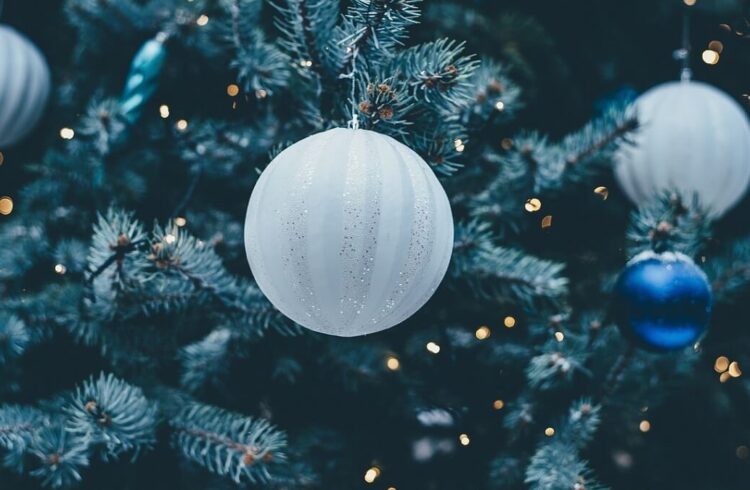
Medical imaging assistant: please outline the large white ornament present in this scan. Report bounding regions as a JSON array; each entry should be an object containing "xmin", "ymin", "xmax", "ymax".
[
  {"xmin": 0, "ymin": 25, "xmax": 51, "ymax": 148},
  {"xmin": 615, "ymin": 80, "xmax": 750, "ymax": 217},
  {"xmin": 244, "ymin": 128, "xmax": 454, "ymax": 337}
]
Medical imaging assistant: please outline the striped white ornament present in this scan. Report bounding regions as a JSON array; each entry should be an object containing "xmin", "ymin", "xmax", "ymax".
[
  {"xmin": 615, "ymin": 81, "xmax": 750, "ymax": 218},
  {"xmin": 0, "ymin": 25, "xmax": 51, "ymax": 148},
  {"xmin": 244, "ymin": 128, "xmax": 454, "ymax": 337}
]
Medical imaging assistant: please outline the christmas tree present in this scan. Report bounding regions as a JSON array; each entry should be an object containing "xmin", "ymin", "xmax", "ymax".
[{"xmin": 1, "ymin": 0, "xmax": 750, "ymax": 488}]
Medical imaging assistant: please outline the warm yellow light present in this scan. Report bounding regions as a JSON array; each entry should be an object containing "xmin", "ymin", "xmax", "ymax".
[
  {"xmin": 541, "ymin": 215, "xmax": 552, "ymax": 229},
  {"xmin": 426, "ymin": 341, "xmax": 441, "ymax": 354},
  {"xmin": 159, "ymin": 105, "xmax": 170, "ymax": 118},
  {"xmin": 299, "ymin": 60, "xmax": 313, "ymax": 68},
  {"xmin": 554, "ymin": 331, "xmax": 564, "ymax": 342},
  {"xmin": 255, "ymin": 89, "xmax": 268, "ymax": 99},
  {"xmin": 501, "ymin": 138, "xmax": 513, "ymax": 150},
  {"xmin": 54, "ymin": 264, "xmax": 67, "ymax": 275},
  {"xmin": 493, "ymin": 399, "xmax": 505, "ymax": 410},
  {"xmin": 715, "ymin": 356, "xmax": 730, "ymax": 373},
  {"xmin": 60, "ymin": 127, "xmax": 75, "ymax": 140},
  {"xmin": 708, "ymin": 40, "xmax": 724, "ymax": 54},
  {"xmin": 639, "ymin": 420, "xmax": 651, "ymax": 433},
  {"xmin": 728, "ymin": 361, "xmax": 742, "ymax": 378},
  {"xmin": 683, "ymin": 0, "xmax": 696, "ymax": 5},
  {"xmin": 524, "ymin": 198, "xmax": 542, "ymax": 212},
  {"xmin": 720, "ymin": 371, "xmax": 731, "ymax": 383},
  {"xmin": 386, "ymin": 356, "xmax": 400, "ymax": 371},
  {"xmin": 495, "ymin": 100, "xmax": 505, "ymax": 111},
  {"xmin": 227, "ymin": 84, "xmax": 240, "ymax": 97},
  {"xmin": 0, "ymin": 196, "xmax": 14, "ymax": 216},
  {"xmin": 594, "ymin": 186, "xmax": 609, "ymax": 200},
  {"xmin": 702, "ymin": 49, "xmax": 720, "ymax": 65},
  {"xmin": 454, "ymin": 138, "xmax": 465, "ymax": 152},
  {"xmin": 196, "ymin": 14, "xmax": 209, "ymax": 26},
  {"xmin": 475, "ymin": 326, "xmax": 491, "ymax": 340},
  {"xmin": 503, "ymin": 316, "xmax": 516, "ymax": 328},
  {"xmin": 544, "ymin": 427, "xmax": 555, "ymax": 437},
  {"xmin": 387, "ymin": 487, "xmax": 397, "ymax": 490},
  {"xmin": 364, "ymin": 467, "xmax": 380, "ymax": 483},
  {"xmin": 459, "ymin": 433, "xmax": 471, "ymax": 446},
  {"xmin": 165, "ymin": 234, "xmax": 177, "ymax": 244},
  {"xmin": 176, "ymin": 119, "xmax": 189, "ymax": 131},
  {"xmin": 174, "ymin": 217, "xmax": 187, "ymax": 227},
  {"xmin": 0, "ymin": 152, "xmax": 4, "ymax": 166}
]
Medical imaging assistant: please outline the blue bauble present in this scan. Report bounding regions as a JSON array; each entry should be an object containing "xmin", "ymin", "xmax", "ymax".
[
  {"xmin": 120, "ymin": 35, "xmax": 168, "ymax": 124},
  {"xmin": 613, "ymin": 251, "xmax": 712, "ymax": 351}
]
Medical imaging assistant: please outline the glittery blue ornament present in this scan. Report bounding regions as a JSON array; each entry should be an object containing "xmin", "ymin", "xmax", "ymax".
[
  {"xmin": 613, "ymin": 251, "xmax": 712, "ymax": 351},
  {"xmin": 120, "ymin": 33, "xmax": 168, "ymax": 124}
]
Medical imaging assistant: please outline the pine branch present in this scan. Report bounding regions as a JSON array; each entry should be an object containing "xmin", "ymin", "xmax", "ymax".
[
  {"xmin": 171, "ymin": 402, "xmax": 288, "ymax": 485},
  {"xmin": 65, "ymin": 373, "xmax": 158, "ymax": 461},
  {"xmin": 626, "ymin": 193, "xmax": 711, "ymax": 258}
]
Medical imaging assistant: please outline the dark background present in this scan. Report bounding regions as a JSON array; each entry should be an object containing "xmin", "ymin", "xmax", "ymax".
[{"xmin": 2, "ymin": 1, "xmax": 750, "ymax": 489}]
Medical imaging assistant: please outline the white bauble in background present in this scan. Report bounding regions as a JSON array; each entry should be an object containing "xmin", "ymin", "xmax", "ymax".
[
  {"xmin": 615, "ymin": 80, "xmax": 750, "ymax": 217},
  {"xmin": 244, "ymin": 128, "xmax": 454, "ymax": 337},
  {"xmin": 0, "ymin": 25, "xmax": 51, "ymax": 148}
]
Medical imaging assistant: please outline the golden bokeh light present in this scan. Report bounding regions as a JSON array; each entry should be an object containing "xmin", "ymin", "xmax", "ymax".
[
  {"xmin": 525, "ymin": 198, "xmax": 542, "ymax": 213},
  {"xmin": 0, "ymin": 196, "xmax": 14, "ymax": 216},
  {"xmin": 475, "ymin": 326, "xmax": 491, "ymax": 340}
]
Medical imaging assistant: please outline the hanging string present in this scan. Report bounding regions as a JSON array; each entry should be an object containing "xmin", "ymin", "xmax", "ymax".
[
  {"xmin": 339, "ymin": 45, "xmax": 360, "ymax": 130},
  {"xmin": 673, "ymin": 6, "xmax": 693, "ymax": 81}
]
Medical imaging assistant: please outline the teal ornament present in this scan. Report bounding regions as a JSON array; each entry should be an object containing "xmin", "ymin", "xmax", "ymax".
[
  {"xmin": 613, "ymin": 251, "xmax": 712, "ymax": 351},
  {"xmin": 120, "ymin": 33, "xmax": 168, "ymax": 124}
]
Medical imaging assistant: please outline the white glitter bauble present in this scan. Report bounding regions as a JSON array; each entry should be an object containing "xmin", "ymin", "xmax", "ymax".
[
  {"xmin": 0, "ymin": 25, "xmax": 51, "ymax": 148},
  {"xmin": 615, "ymin": 80, "xmax": 750, "ymax": 217},
  {"xmin": 244, "ymin": 128, "xmax": 454, "ymax": 337}
]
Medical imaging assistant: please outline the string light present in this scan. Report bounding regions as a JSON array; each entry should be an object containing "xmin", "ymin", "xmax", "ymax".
[
  {"xmin": 524, "ymin": 198, "xmax": 542, "ymax": 212},
  {"xmin": 255, "ymin": 89, "xmax": 268, "ymax": 99},
  {"xmin": 594, "ymin": 186, "xmax": 609, "ymax": 200},
  {"xmin": 708, "ymin": 40, "xmax": 724, "ymax": 53},
  {"xmin": 541, "ymin": 215, "xmax": 553, "ymax": 229},
  {"xmin": 544, "ymin": 427, "xmax": 555, "ymax": 437},
  {"xmin": 493, "ymin": 399, "xmax": 505, "ymax": 410},
  {"xmin": 176, "ymin": 119, "xmax": 189, "ymax": 131},
  {"xmin": 386, "ymin": 356, "xmax": 400, "ymax": 371},
  {"xmin": 454, "ymin": 138, "xmax": 465, "ymax": 152},
  {"xmin": 715, "ymin": 356, "xmax": 730, "ymax": 373},
  {"xmin": 0, "ymin": 196, "xmax": 14, "ymax": 216},
  {"xmin": 426, "ymin": 341, "xmax": 441, "ymax": 354},
  {"xmin": 227, "ymin": 84, "xmax": 240, "ymax": 97},
  {"xmin": 728, "ymin": 361, "xmax": 742, "ymax": 378},
  {"xmin": 54, "ymin": 264, "xmax": 67, "ymax": 275},
  {"xmin": 639, "ymin": 420, "xmax": 651, "ymax": 433},
  {"xmin": 737, "ymin": 446, "xmax": 749, "ymax": 459},
  {"xmin": 503, "ymin": 316, "xmax": 516, "ymax": 328},
  {"xmin": 720, "ymin": 371, "xmax": 731, "ymax": 383},
  {"xmin": 501, "ymin": 138, "xmax": 513, "ymax": 150},
  {"xmin": 174, "ymin": 217, "xmax": 187, "ymax": 227},
  {"xmin": 0, "ymin": 152, "xmax": 4, "ymax": 166},
  {"xmin": 459, "ymin": 433, "xmax": 471, "ymax": 446},
  {"xmin": 554, "ymin": 331, "xmax": 564, "ymax": 342},
  {"xmin": 159, "ymin": 105, "xmax": 170, "ymax": 118},
  {"xmin": 299, "ymin": 59, "xmax": 313, "ymax": 68},
  {"xmin": 165, "ymin": 234, "xmax": 177, "ymax": 244},
  {"xmin": 196, "ymin": 14, "xmax": 209, "ymax": 26},
  {"xmin": 475, "ymin": 326, "xmax": 491, "ymax": 340},
  {"xmin": 683, "ymin": 0, "xmax": 696, "ymax": 5},
  {"xmin": 387, "ymin": 487, "xmax": 397, "ymax": 490},
  {"xmin": 702, "ymin": 49, "xmax": 720, "ymax": 65},
  {"xmin": 495, "ymin": 100, "xmax": 505, "ymax": 111},
  {"xmin": 60, "ymin": 127, "xmax": 75, "ymax": 140},
  {"xmin": 364, "ymin": 467, "xmax": 381, "ymax": 484}
]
